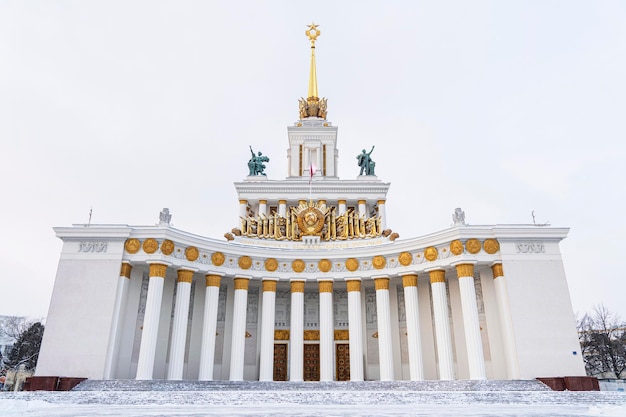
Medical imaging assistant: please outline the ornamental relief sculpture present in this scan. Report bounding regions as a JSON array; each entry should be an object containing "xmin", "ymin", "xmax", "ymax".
[
  {"xmin": 79, "ymin": 241, "xmax": 108, "ymax": 253},
  {"xmin": 516, "ymin": 242, "xmax": 545, "ymax": 253},
  {"xmin": 237, "ymin": 200, "xmax": 382, "ymax": 242}
]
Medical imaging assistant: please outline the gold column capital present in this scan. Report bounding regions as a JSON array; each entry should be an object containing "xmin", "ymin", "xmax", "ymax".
[
  {"xmin": 291, "ymin": 280, "xmax": 305, "ymax": 293},
  {"xmin": 455, "ymin": 263, "xmax": 475, "ymax": 278},
  {"xmin": 492, "ymin": 263, "xmax": 504, "ymax": 278},
  {"xmin": 429, "ymin": 269, "xmax": 446, "ymax": 284},
  {"xmin": 357, "ymin": 199, "xmax": 366, "ymax": 205},
  {"xmin": 299, "ymin": 199, "xmax": 307, "ymax": 205},
  {"xmin": 239, "ymin": 199, "xmax": 248, "ymax": 205},
  {"xmin": 402, "ymin": 274, "xmax": 418, "ymax": 288},
  {"xmin": 337, "ymin": 199, "xmax": 346, "ymax": 205},
  {"xmin": 278, "ymin": 199, "xmax": 287, "ymax": 205},
  {"xmin": 205, "ymin": 274, "xmax": 222, "ymax": 287},
  {"xmin": 319, "ymin": 280, "xmax": 333, "ymax": 293},
  {"xmin": 374, "ymin": 277, "xmax": 389, "ymax": 290},
  {"xmin": 120, "ymin": 262, "xmax": 132, "ymax": 279},
  {"xmin": 234, "ymin": 277, "xmax": 250, "ymax": 291},
  {"xmin": 148, "ymin": 263, "xmax": 168, "ymax": 278},
  {"xmin": 377, "ymin": 199, "xmax": 386, "ymax": 205},
  {"xmin": 262, "ymin": 279, "xmax": 277, "ymax": 292},
  {"xmin": 177, "ymin": 269, "xmax": 194, "ymax": 283},
  {"xmin": 346, "ymin": 279, "xmax": 361, "ymax": 292},
  {"xmin": 259, "ymin": 199, "xmax": 267, "ymax": 204}
]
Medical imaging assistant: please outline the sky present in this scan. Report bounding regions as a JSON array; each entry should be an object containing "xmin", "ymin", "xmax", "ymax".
[{"xmin": 1, "ymin": 1, "xmax": 625, "ymax": 322}]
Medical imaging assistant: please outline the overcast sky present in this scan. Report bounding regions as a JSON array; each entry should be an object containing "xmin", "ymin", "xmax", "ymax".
[{"xmin": 1, "ymin": 1, "xmax": 625, "ymax": 322}]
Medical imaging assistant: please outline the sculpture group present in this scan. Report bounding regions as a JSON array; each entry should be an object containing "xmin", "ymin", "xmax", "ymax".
[
  {"xmin": 357, "ymin": 146, "xmax": 376, "ymax": 176},
  {"xmin": 248, "ymin": 146, "xmax": 269, "ymax": 176}
]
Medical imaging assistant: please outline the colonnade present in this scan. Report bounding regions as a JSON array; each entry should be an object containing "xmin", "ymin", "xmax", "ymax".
[{"xmin": 106, "ymin": 261, "xmax": 519, "ymax": 381}]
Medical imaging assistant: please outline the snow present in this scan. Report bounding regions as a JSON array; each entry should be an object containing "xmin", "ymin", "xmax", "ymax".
[{"xmin": 1, "ymin": 389, "xmax": 625, "ymax": 417}]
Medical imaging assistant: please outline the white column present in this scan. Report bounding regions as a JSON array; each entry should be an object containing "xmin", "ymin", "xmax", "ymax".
[
  {"xmin": 198, "ymin": 273, "xmax": 222, "ymax": 380},
  {"xmin": 239, "ymin": 199, "xmax": 248, "ymax": 219},
  {"xmin": 103, "ymin": 262, "xmax": 132, "ymax": 379},
  {"xmin": 338, "ymin": 199, "xmax": 347, "ymax": 215},
  {"xmin": 319, "ymin": 280, "xmax": 334, "ymax": 381},
  {"xmin": 346, "ymin": 279, "xmax": 364, "ymax": 381},
  {"xmin": 358, "ymin": 199, "xmax": 367, "ymax": 217},
  {"xmin": 278, "ymin": 200, "xmax": 287, "ymax": 217},
  {"xmin": 428, "ymin": 269, "xmax": 455, "ymax": 380},
  {"xmin": 259, "ymin": 199, "xmax": 267, "ymax": 217},
  {"xmin": 377, "ymin": 200, "xmax": 387, "ymax": 231},
  {"xmin": 136, "ymin": 262, "xmax": 169, "ymax": 380},
  {"xmin": 259, "ymin": 279, "xmax": 278, "ymax": 381},
  {"xmin": 492, "ymin": 263, "xmax": 520, "ymax": 379},
  {"xmin": 229, "ymin": 277, "xmax": 249, "ymax": 381},
  {"xmin": 454, "ymin": 263, "xmax": 486, "ymax": 380},
  {"xmin": 167, "ymin": 268, "xmax": 195, "ymax": 380},
  {"xmin": 401, "ymin": 273, "xmax": 424, "ymax": 381},
  {"xmin": 289, "ymin": 280, "xmax": 305, "ymax": 381},
  {"xmin": 374, "ymin": 277, "xmax": 394, "ymax": 381}
]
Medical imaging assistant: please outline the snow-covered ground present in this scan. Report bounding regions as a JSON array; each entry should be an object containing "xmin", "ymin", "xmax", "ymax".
[{"xmin": 2, "ymin": 389, "xmax": 625, "ymax": 417}]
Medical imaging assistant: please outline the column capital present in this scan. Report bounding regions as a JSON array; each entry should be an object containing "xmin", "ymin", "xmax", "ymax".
[
  {"xmin": 234, "ymin": 277, "xmax": 250, "ymax": 291},
  {"xmin": 346, "ymin": 280, "xmax": 361, "ymax": 292},
  {"xmin": 428, "ymin": 269, "xmax": 446, "ymax": 284},
  {"xmin": 337, "ymin": 199, "xmax": 346, "ymax": 205},
  {"xmin": 402, "ymin": 274, "xmax": 418, "ymax": 288},
  {"xmin": 278, "ymin": 199, "xmax": 287, "ymax": 205},
  {"xmin": 318, "ymin": 280, "xmax": 333, "ymax": 293},
  {"xmin": 239, "ymin": 199, "xmax": 248, "ymax": 204},
  {"xmin": 205, "ymin": 273, "xmax": 222, "ymax": 287},
  {"xmin": 491, "ymin": 263, "xmax": 504, "ymax": 278},
  {"xmin": 377, "ymin": 199, "xmax": 386, "ymax": 205},
  {"xmin": 357, "ymin": 199, "xmax": 366, "ymax": 205},
  {"xmin": 291, "ymin": 280, "xmax": 305, "ymax": 293},
  {"xmin": 453, "ymin": 262, "xmax": 476, "ymax": 279},
  {"xmin": 262, "ymin": 279, "xmax": 278, "ymax": 292},
  {"xmin": 148, "ymin": 262, "xmax": 170, "ymax": 278},
  {"xmin": 259, "ymin": 199, "xmax": 267, "ymax": 204},
  {"xmin": 177, "ymin": 269, "xmax": 195, "ymax": 283},
  {"xmin": 374, "ymin": 276, "xmax": 390, "ymax": 290},
  {"xmin": 120, "ymin": 262, "xmax": 132, "ymax": 279}
]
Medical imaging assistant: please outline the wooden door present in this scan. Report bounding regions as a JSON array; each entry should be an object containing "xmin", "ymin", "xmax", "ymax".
[
  {"xmin": 303, "ymin": 344, "xmax": 320, "ymax": 381},
  {"xmin": 336, "ymin": 343, "xmax": 350, "ymax": 381},
  {"xmin": 273, "ymin": 343, "xmax": 288, "ymax": 381}
]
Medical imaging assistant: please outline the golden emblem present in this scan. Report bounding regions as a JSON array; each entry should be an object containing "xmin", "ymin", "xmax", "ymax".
[
  {"xmin": 124, "ymin": 238, "xmax": 140, "ymax": 254},
  {"xmin": 161, "ymin": 239, "xmax": 174, "ymax": 256},
  {"xmin": 297, "ymin": 206, "xmax": 326, "ymax": 236},
  {"xmin": 466, "ymin": 239, "xmax": 481, "ymax": 254},
  {"xmin": 424, "ymin": 246, "xmax": 438, "ymax": 262},
  {"xmin": 211, "ymin": 252, "xmax": 225, "ymax": 266},
  {"xmin": 318, "ymin": 259, "xmax": 332, "ymax": 272},
  {"xmin": 372, "ymin": 255, "xmax": 386, "ymax": 270},
  {"xmin": 483, "ymin": 239, "xmax": 500, "ymax": 254},
  {"xmin": 143, "ymin": 238, "xmax": 159, "ymax": 254},
  {"xmin": 345, "ymin": 258, "xmax": 359, "ymax": 272},
  {"xmin": 292, "ymin": 259, "xmax": 306, "ymax": 273},
  {"xmin": 265, "ymin": 258, "xmax": 278, "ymax": 272},
  {"xmin": 238, "ymin": 256, "xmax": 252, "ymax": 270},
  {"xmin": 450, "ymin": 240, "xmax": 463, "ymax": 256},
  {"xmin": 398, "ymin": 252, "xmax": 413, "ymax": 266},
  {"xmin": 185, "ymin": 246, "xmax": 199, "ymax": 262}
]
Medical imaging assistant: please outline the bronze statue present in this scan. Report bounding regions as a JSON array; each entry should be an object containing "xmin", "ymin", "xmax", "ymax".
[
  {"xmin": 357, "ymin": 146, "xmax": 376, "ymax": 176},
  {"xmin": 248, "ymin": 146, "xmax": 270, "ymax": 176}
]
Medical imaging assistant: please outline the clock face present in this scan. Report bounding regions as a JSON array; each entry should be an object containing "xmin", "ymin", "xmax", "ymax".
[{"xmin": 297, "ymin": 206, "xmax": 325, "ymax": 235}]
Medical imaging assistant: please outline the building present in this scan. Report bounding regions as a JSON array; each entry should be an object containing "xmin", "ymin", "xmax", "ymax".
[{"xmin": 37, "ymin": 25, "xmax": 585, "ymax": 382}]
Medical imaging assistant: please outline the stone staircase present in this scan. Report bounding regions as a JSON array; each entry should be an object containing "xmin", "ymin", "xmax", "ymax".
[{"xmin": 73, "ymin": 379, "xmax": 551, "ymax": 392}]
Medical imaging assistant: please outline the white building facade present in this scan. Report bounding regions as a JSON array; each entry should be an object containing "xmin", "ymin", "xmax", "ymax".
[{"xmin": 37, "ymin": 25, "xmax": 585, "ymax": 382}]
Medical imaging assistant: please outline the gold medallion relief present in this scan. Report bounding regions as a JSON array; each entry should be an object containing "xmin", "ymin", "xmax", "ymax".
[
  {"xmin": 185, "ymin": 246, "xmax": 199, "ymax": 262},
  {"xmin": 292, "ymin": 259, "xmax": 306, "ymax": 273},
  {"xmin": 212, "ymin": 252, "xmax": 225, "ymax": 266},
  {"xmin": 450, "ymin": 240, "xmax": 464, "ymax": 256},
  {"xmin": 372, "ymin": 255, "xmax": 386, "ymax": 270},
  {"xmin": 466, "ymin": 238, "xmax": 481, "ymax": 254},
  {"xmin": 398, "ymin": 252, "xmax": 413, "ymax": 266},
  {"xmin": 345, "ymin": 258, "xmax": 359, "ymax": 272},
  {"xmin": 238, "ymin": 256, "xmax": 252, "ymax": 270},
  {"xmin": 318, "ymin": 259, "xmax": 332, "ymax": 273},
  {"xmin": 483, "ymin": 238, "xmax": 500, "ymax": 254},
  {"xmin": 161, "ymin": 239, "xmax": 175, "ymax": 256},
  {"xmin": 424, "ymin": 246, "xmax": 438, "ymax": 261},
  {"xmin": 124, "ymin": 238, "xmax": 140, "ymax": 254},
  {"xmin": 143, "ymin": 238, "xmax": 159, "ymax": 254},
  {"xmin": 264, "ymin": 258, "xmax": 278, "ymax": 272}
]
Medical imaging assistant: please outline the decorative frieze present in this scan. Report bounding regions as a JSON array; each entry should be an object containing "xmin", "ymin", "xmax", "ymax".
[
  {"xmin": 516, "ymin": 242, "xmax": 545, "ymax": 253},
  {"xmin": 78, "ymin": 241, "xmax": 108, "ymax": 253}
]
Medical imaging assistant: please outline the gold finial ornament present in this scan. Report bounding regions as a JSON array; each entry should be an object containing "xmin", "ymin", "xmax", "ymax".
[{"xmin": 298, "ymin": 23, "xmax": 328, "ymax": 120}]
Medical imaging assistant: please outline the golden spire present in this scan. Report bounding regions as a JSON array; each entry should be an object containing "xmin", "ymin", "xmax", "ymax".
[
  {"xmin": 306, "ymin": 23, "xmax": 320, "ymax": 100},
  {"xmin": 299, "ymin": 23, "xmax": 327, "ymax": 120}
]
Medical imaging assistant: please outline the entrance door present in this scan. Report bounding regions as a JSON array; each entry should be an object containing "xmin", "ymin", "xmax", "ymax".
[
  {"xmin": 273, "ymin": 343, "xmax": 288, "ymax": 381},
  {"xmin": 303, "ymin": 344, "xmax": 320, "ymax": 381},
  {"xmin": 336, "ymin": 343, "xmax": 350, "ymax": 381}
]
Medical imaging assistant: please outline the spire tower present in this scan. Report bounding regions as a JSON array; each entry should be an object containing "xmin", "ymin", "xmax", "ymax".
[{"xmin": 299, "ymin": 23, "xmax": 327, "ymax": 120}]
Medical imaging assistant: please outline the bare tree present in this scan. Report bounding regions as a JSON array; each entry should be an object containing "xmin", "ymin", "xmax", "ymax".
[{"xmin": 578, "ymin": 305, "xmax": 626, "ymax": 379}]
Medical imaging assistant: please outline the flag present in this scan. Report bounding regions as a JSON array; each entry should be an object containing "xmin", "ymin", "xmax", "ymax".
[{"xmin": 309, "ymin": 164, "xmax": 316, "ymax": 184}]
